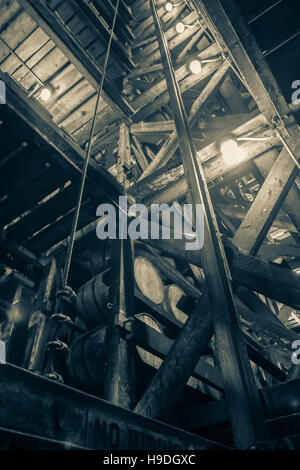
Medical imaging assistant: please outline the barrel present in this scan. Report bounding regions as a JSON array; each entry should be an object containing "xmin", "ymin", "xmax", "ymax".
[
  {"xmin": 135, "ymin": 313, "xmax": 164, "ymax": 369},
  {"xmin": 67, "ymin": 327, "xmax": 107, "ymax": 393},
  {"xmin": 67, "ymin": 313, "xmax": 163, "ymax": 394},
  {"xmin": 134, "ymin": 256, "xmax": 165, "ymax": 305},
  {"xmin": 76, "ymin": 270, "xmax": 110, "ymax": 327},
  {"xmin": 165, "ymin": 284, "xmax": 188, "ymax": 324}
]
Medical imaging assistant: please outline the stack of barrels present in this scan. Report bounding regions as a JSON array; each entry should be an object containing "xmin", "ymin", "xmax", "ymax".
[{"xmin": 68, "ymin": 253, "xmax": 220, "ymax": 399}]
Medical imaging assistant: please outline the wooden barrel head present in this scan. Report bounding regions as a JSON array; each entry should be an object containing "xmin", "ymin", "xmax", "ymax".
[
  {"xmin": 166, "ymin": 284, "xmax": 188, "ymax": 324},
  {"xmin": 134, "ymin": 257, "xmax": 164, "ymax": 304},
  {"xmin": 136, "ymin": 313, "xmax": 163, "ymax": 369}
]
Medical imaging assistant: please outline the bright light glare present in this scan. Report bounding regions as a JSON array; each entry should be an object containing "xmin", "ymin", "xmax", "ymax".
[
  {"xmin": 220, "ymin": 138, "xmax": 245, "ymax": 164},
  {"xmin": 40, "ymin": 87, "xmax": 52, "ymax": 101},
  {"xmin": 189, "ymin": 59, "xmax": 202, "ymax": 74},
  {"xmin": 165, "ymin": 2, "xmax": 173, "ymax": 11},
  {"xmin": 175, "ymin": 22, "xmax": 185, "ymax": 33}
]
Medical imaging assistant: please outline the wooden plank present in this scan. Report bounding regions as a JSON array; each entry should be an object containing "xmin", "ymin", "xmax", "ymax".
[{"xmin": 67, "ymin": 0, "xmax": 134, "ymax": 71}]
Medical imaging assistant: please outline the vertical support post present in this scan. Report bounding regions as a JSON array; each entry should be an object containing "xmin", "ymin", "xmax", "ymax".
[
  {"xmin": 104, "ymin": 238, "xmax": 136, "ymax": 409},
  {"xmin": 117, "ymin": 121, "xmax": 131, "ymax": 189},
  {"xmin": 149, "ymin": 0, "xmax": 269, "ymax": 448},
  {"xmin": 23, "ymin": 258, "xmax": 58, "ymax": 372}
]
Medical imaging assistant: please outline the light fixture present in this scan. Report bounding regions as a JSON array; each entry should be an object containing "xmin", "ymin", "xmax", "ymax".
[
  {"xmin": 188, "ymin": 59, "xmax": 202, "ymax": 74},
  {"xmin": 165, "ymin": 2, "xmax": 173, "ymax": 11},
  {"xmin": 40, "ymin": 86, "xmax": 53, "ymax": 102},
  {"xmin": 220, "ymin": 137, "xmax": 245, "ymax": 165},
  {"xmin": 175, "ymin": 22, "xmax": 185, "ymax": 34}
]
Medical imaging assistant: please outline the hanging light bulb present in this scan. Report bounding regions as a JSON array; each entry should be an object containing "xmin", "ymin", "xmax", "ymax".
[
  {"xmin": 189, "ymin": 59, "xmax": 202, "ymax": 74},
  {"xmin": 40, "ymin": 86, "xmax": 53, "ymax": 102},
  {"xmin": 165, "ymin": 2, "xmax": 173, "ymax": 11},
  {"xmin": 220, "ymin": 138, "xmax": 245, "ymax": 164},
  {"xmin": 175, "ymin": 22, "xmax": 185, "ymax": 34}
]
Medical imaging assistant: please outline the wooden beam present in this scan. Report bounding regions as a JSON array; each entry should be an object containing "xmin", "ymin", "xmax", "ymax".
[
  {"xmin": 0, "ymin": 362, "xmax": 226, "ymax": 449},
  {"xmin": 18, "ymin": 0, "xmax": 133, "ymax": 118}
]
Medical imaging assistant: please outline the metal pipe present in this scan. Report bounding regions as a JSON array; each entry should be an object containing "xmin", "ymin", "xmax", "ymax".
[{"xmin": 146, "ymin": 0, "xmax": 269, "ymax": 449}]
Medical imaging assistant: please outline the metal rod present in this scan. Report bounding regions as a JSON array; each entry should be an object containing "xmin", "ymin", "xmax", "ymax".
[
  {"xmin": 248, "ymin": 0, "xmax": 283, "ymax": 24},
  {"xmin": 149, "ymin": 0, "xmax": 269, "ymax": 449},
  {"xmin": 61, "ymin": 0, "xmax": 120, "ymax": 288}
]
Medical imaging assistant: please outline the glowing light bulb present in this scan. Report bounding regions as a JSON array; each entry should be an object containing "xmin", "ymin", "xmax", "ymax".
[
  {"xmin": 165, "ymin": 2, "xmax": 173, "ymax": 11},
  {"xmin": 40, "ymin": 87, "xmax": 52, "ymax": 102},
  {"xmin": 189, "ymin": 59, "xmax": 202, "ymax": 74},
  {"xmin": 175, "ymin": 22, "xmax": 185, "ymax": 34},
  {"xmin": 220, "ymin": 138, "xmax": 245, "ymax": 164}
]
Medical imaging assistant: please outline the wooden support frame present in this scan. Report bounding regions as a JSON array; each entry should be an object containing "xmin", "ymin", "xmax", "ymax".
[
  {"xmin": 193, "ymin": 0, "xmax": 300, "ymax": 256},
  {"xmin": 0, "ymin": 363, "xmax": 228, "ymax": 449}
]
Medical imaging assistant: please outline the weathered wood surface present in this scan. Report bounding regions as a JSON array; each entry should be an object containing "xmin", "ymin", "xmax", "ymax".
[{"xmin": 0, "ymin": 363, "xmax": 227, "ymax": 449}]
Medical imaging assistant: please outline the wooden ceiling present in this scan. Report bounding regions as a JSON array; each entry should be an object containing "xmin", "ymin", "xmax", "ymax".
[{"xmin": 0, "ymin": 0, "xmax": 299, "ymax": 283}]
